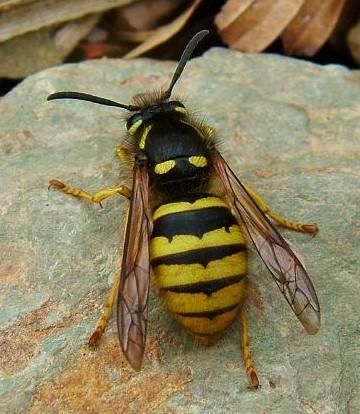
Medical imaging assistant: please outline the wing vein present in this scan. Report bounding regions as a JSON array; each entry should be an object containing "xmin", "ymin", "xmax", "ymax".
[{"xmin": 213, "ymin": 151, "xmax": 320, "ymax": 334}]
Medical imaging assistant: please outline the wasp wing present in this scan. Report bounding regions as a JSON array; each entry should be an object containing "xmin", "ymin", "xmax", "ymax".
[
  {"xmin": 213, "ymin": 152, "xmax": 320, "ymax": 334},
  {"xmin": 117, "ymin": 165, "xmax": 152, "ymax": 370}
]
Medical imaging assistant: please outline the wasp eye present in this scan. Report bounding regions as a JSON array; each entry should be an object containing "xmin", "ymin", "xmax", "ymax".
[{"xmin": 126, "ymin": 113, "xmax": 143, "ymax": 131}]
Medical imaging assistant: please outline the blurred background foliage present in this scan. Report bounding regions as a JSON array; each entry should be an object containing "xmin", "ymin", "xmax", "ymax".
[{"xmin": 0, "ymin": 0, "xmax": 359, "ymax": 95}]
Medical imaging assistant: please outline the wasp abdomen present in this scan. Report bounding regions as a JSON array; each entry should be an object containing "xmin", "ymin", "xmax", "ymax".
[{"xmin": 150, "ymin": 194, "xmax": 248, "ymax": 345}]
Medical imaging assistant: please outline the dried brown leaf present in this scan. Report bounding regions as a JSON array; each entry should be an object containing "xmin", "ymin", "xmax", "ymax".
[
  {"xmin": 123, "ymin": 0, "xmax": 203, "ymax": 59},
  {"xmin": 116, "ymin": 30, "xmax": 155, "ymax": 43},
  {"xmin": 214, "ymin": 0, "xmax": 253, "ymax": 32},
  {"xmin": 0, "ymin": 1, "xmax": 36, "ymax": 7},
  {"xmin": 53, "ymin": 14, "xmax": 101, "ymax": 58},
  {"xmin": 282, "ymin": 0, "xmax": 347, "ymax": 56},
  {"xmin": 0, "ymin": 28, "xmax": 62, "ymax": 78},
  {"xmin": 115, "ymin": 0, "xmax": 185, "ymax": 32},
  {"xmin": 215, "ymin": 0, "xmax": 305, "ymax": 53},
  {"xmin": 0, "ymin": 0, "xmax": 137, "ymax": 43}
]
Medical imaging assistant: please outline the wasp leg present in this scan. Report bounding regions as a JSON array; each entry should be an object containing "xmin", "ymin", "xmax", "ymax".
[
  {"xmin": 244, "ymin": 184, "xmax": 318, "ymax": 234},
  {"xmin": 239, "ymin": 308, "xmax": 260, "ymax": 389},
  {"xmin": 89, "ymin": 271, "xmax": 121, "ymax": 346},
  {"xmin": 116, "ymin": 145, "xmax": 132, "ymax": 167},
  {"xmin": 49, "ymin": 179, "xmax": 132, "ymax": 204}
]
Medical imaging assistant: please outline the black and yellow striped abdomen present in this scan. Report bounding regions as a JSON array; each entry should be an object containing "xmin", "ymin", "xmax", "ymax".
[{"xmin": 150, "ymin": 194, "xmax": 247, "ymax": 345}]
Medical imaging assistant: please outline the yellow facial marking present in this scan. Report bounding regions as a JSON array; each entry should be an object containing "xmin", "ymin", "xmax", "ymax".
[
  {"xmin": 128, "ymin": 119, "xmax": 143, "ymax": 135},
  {"xmin": 154, "ymin": 160, "xmax": 176, "ymax": 175},
  {"xmin": 188, "ymin": 155, "xmax": 207, "ymax": 168},
  {"xmin": 174, "ymin": 106, "xmax": 187, "ymax": 114},
  {"xmin": 139, "ymin": 124, "xmax": 153, "ymax": 149}
]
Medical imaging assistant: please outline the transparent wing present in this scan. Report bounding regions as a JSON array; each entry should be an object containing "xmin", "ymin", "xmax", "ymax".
[
  {"xmin": 213, "ymin": 151, "xmax": 320, "ymax": 334},
  {"xmin": 117, "ymin": 165, "xmax": 152, "ymax": 370}
]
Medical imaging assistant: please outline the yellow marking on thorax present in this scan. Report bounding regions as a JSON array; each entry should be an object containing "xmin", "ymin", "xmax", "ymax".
[
  {"xmin": 154, "ymin": 160, "xmax": 176, "ymax": 175},
  {"xmin": 202, "ymin": 125, "xmax": 214, "ymax": 136},
  {"xmin": 153, "ymin": 197, "xmax": 228, "ymax": 221},
  {"xmin": 174, "ymin": 106, "xmax": 187, "ymax": 114},
  {"xmin": 139, "ymin": 124, "xmax": 153, "ymax": 149},
  {"xmin": 188, "ymin": 155, "xmax": 207, "ymax": 168},
  {"xmin": 128, "ymin": 119, "xmax": 143, "ymax": 135}
]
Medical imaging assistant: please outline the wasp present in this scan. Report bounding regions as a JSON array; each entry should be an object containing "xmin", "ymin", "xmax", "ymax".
[{"xmin": 48, "ymin": 30, "xmax": 320, "ymax": 388}]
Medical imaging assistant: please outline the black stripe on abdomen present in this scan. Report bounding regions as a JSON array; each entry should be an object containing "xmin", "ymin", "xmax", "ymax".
[
  {"xmin": 152, "ymin": 206, "xmax": 236, "ymax": 240},
  {"xmin": 151, "ymin": 244, "xmax": 245, "ymax": 268},
  {"xmin": 161, "ymin": 274, "xmax": 245, "ymax": 296},
  {"xmin": 175, "ymin": 304, "xmax": 240, "ymax": 320}
]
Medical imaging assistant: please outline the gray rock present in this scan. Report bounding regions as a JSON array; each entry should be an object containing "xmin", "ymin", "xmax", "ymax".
[{"xmin": 0, "ymin": 49, "xmax": 359, "ymax": 413}]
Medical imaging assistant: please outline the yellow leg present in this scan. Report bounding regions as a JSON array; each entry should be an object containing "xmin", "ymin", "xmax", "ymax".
[
  {"xmin": 49, "ymin": 178, "xmax": 128, "ymax": 343},
  {"xmin": 239, "ymin": 309, "xmax": 259, "ymax": 389},
  {"xmin": 116, "ymin": 145, "xmax": 132, "ymax": 167},
  {"xmin": 89, "ymin": 271, "xmax": 121, "ymax": 346},
  {"xmin": 244, "ymin": 184, "xmax": 318, "ymax": 234},
  {"xmin": 49, "ymin": 179, "xmax": 131, "ymax": 205}
]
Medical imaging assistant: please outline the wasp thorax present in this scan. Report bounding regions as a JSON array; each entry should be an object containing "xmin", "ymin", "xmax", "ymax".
[{"xmin": 127, "ymin": 101, "xmax": 209, "ymax": 192}]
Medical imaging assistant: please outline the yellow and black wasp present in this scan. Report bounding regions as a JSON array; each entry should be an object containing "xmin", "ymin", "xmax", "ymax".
[{"xmin": 48, "ymin": 30, "xmax": 320, "ymax": 388}]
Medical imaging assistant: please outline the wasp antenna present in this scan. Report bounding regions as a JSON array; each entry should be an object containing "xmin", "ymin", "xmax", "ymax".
[
  {"xmin": 47, "ymin": 92, "xmax": 139, "ymax": 111},
  {"xmin": 163, "ymin": 30, "xmax": 209, "ymax": 100}
]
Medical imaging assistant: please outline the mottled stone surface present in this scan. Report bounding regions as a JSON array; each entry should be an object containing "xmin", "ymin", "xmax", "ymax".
[{"xmin": 0, "ymin": 49, "xmax": 359, "ymax": 413}]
